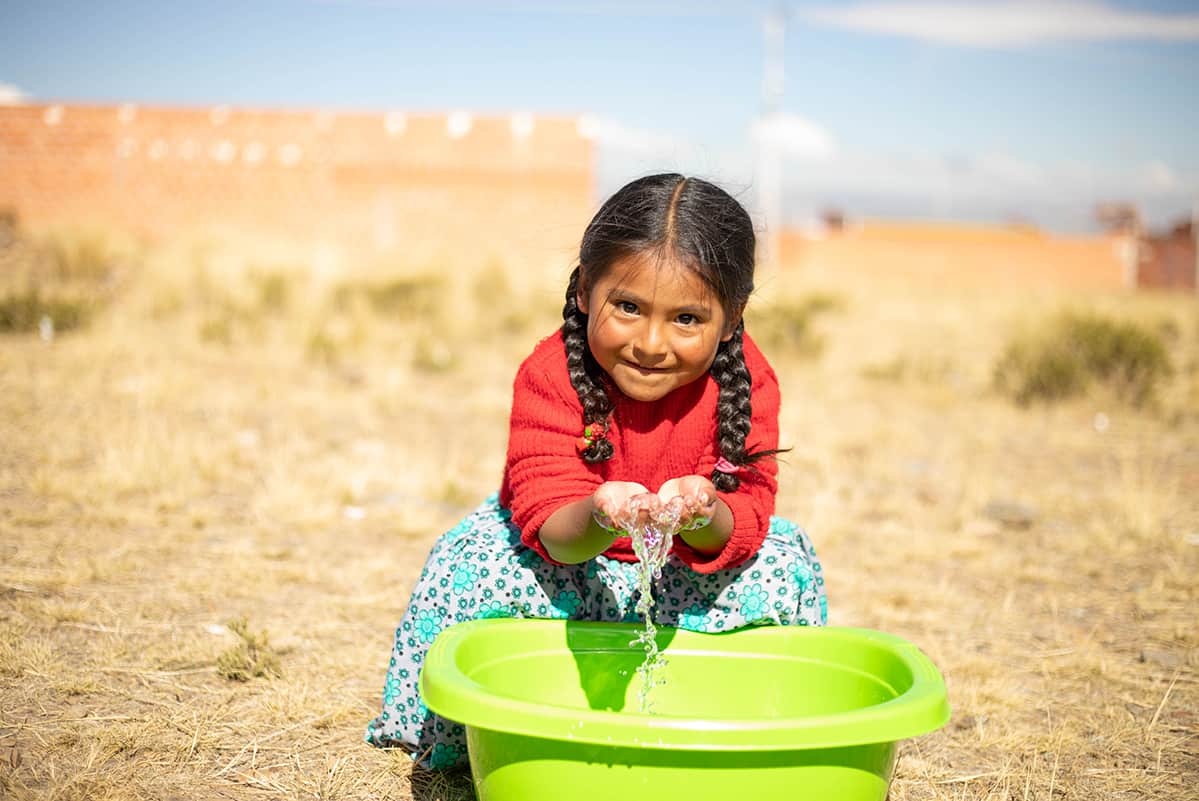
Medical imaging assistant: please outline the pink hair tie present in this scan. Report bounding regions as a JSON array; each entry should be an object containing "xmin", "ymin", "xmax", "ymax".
[{"xmin": 714, "ymin": 457, "xmax": 740, "ymax": 474}]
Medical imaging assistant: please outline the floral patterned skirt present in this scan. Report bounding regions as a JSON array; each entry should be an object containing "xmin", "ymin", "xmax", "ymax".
[{"xmin": 365, "ymin": 493, "xmax": 827, "ymax": 770}]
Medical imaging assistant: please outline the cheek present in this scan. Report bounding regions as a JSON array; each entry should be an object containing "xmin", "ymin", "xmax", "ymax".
[
  {"xmin": 678, "ymin": 334, "xmax": 720, "ymax": 369},
  {"xmin": 586, "ymin": 315, "xmax": 622, "ymax": 354}
]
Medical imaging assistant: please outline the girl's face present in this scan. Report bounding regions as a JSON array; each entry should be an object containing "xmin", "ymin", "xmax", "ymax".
[{"xmin": 577, "ymin": 253, "xmax": 738, "ymax": 403}]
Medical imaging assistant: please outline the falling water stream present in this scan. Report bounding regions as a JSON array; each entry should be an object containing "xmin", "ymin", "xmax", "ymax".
[{"xmin": 621, "ymin": 498, "xmax": 685, "ymax": 714}]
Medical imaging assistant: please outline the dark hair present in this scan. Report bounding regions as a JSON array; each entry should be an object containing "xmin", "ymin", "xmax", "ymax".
[{"xmin": 561, "ymin": 173, "xmax": 779, "ymax": 491}]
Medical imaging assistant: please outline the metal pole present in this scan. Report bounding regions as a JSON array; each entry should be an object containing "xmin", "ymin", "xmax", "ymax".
[{"xmin": 757, "ymin": 5, "xmax": 786, "ymax": 281}]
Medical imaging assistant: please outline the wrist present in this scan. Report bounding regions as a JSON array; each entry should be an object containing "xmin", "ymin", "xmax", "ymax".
[
  {"xmin": 677, "ymin": 498, "xmax": 733, "ymax": 555},
  {"xmin": 540, "ymin": 495, "xmax": 617, "ymax": 564}
]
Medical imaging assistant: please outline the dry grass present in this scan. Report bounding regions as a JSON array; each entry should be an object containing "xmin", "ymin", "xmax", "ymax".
[{"xmin": 1, "ymin": 227, "xmax": 1196, "ymax": 799}]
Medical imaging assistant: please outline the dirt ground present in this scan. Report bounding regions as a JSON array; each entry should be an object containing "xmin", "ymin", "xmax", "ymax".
[{"xmin": 1, "ymin": 230, "xmax": 1196, "ymax": 799}]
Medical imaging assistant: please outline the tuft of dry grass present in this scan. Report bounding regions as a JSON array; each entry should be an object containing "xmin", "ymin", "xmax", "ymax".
[
  {"xmin": 0, "ymin": 222, "xmax": 138, "ymax": 336},
  {"xmin": 993, "ymin": 310, "xmax": 1174, "ymax": 407},
  {"xmin": 1, "ymin": 226, "xmax": 1195, "ymax": 799},
  {"xmin": 216, "ymin": 617, "xmax": 284, "ymax": 682}
]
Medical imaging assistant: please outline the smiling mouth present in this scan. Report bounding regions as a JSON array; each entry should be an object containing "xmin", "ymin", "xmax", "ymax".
[{"xmin": 624, "ymin": 361, "xmax": 668, "ymax": 375}]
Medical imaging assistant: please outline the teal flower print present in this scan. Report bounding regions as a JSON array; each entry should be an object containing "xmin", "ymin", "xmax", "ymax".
[
  {"xmin": 737, "ymin": 583, "xmax": 770, "ymax": 620},
  {"xmin": 770, "ymin": 517, "xmax": 796, "ymax": 536},
  {"xmin": 678, "ymin": 603, "xmax": 709, "ymax": 632},
  {"xmin": 383, "ymin": 674, "xmax": 402, "ymax": 706},
  {"xmin": 789, "ymin": 560, "xmax": 813, "ymax": 592},
  {"xmin": 452, "ymin": 563, "xmax": 480, "ymax": 595},
  {"xmin": 550, "ymin": 590, "xmax": 582, "ymax": 618},
  {"xmin": 474, "ymin": 600, "xmax": 510, "ymax": 619},
  {"xmin": 414, "ymin": 608, "xmax": 443, "ymax": 644},
  {"xmin": 428, "ymin": 742, "xmax": 464, "ymax": 770}
]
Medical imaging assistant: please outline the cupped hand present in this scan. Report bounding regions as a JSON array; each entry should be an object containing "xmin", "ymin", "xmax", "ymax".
[
  {"xmin": 592, "ymin": 481, "xmax": 660, "ymax": 532},
  {"xmin": 657, "ymin": 475, "xmax": 718, "ymax": 530}
]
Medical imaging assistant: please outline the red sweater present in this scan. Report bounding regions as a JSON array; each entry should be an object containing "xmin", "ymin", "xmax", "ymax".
[{"xmin": 499, "ymin": 329, "xmax": 780, "ymax": 574}]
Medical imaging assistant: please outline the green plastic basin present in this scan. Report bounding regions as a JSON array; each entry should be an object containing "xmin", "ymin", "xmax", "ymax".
[{"xmin": 421, "ymin": 619, "xmax": 949, "ymax": 801}]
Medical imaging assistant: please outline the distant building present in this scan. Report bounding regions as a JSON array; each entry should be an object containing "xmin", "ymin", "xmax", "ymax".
[
  {"xmin": 0, "ymin": 103, "xmax": 595, "ymax": 277},
  {"xmin": 1138, "ymin": 219, "xmax": 1197, "ymax": 291},
  {"xmin": 776, "ymin": 212, "xmax": 1196, "ymax": 292},
  {"xmin": 780, "ymin": 219, "xmax": 1131, "ymax": 292}
]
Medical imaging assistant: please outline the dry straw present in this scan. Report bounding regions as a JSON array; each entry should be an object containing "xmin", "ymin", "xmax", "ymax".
[{"xmin": 1, "ymin": 225, "xmax": 1195, "ymax": 799}]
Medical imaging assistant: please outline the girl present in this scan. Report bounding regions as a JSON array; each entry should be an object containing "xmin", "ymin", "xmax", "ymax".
[{"xmin": 365, "ymin": 173, "xmax": 827, "ymax": 770}]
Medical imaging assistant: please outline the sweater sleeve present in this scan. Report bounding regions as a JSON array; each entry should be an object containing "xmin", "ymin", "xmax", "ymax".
[
  {"xmin": 501, "ymin": 341, "xmax": 604, "ymax": 563},
  {"xmin": 671, "ymin": 337, "xmax": 781, "ymax": 574}
]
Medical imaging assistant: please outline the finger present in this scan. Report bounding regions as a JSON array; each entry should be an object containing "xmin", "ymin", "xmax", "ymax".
[
  {"xmin": 630, "ymin": 494, "xmax": 661, "ymax": 526},
  {"xmin": 663, "ymin": 495, "xmax": 687, "ymax": 518},
  {"xmin": 592, "ymin": 503, "xmax": 619, "ymax": 532}
]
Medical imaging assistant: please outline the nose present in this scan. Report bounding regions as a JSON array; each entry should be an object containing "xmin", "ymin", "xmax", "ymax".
[{"xmin": 632, "ymin": 319, "xmax": 668, "ymax": 363}]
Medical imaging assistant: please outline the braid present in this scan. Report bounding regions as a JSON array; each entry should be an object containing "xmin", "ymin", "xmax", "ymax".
[
  {"xmin": 562, "ymin": 267, "xmax": 614, "ymax": 462},
  {"xmin": 710, "ymin": 321, "xmax": 752, "ymax": 491}
]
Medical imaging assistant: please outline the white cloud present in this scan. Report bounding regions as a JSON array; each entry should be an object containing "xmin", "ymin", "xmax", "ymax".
[
  {"xmin": 972, "ymin": 152, "xmax": 1045, "ymax": 186},
  {"xmin": 585, "ymin": 112, "xmax": 1195, "ymax": 232},
  {"xmin": 578, "ymin": 114, "xmax": 686, "ymax": 155},
  {"xmin": 0, "ymin": 82, "xmax": 28, "ymax": 105},
  {"xmin": 772, "ymin": 143, "xmax": 1195, "ymax": 230},
  {"xmin": 802, "ymin": 1, "xmax": 1199, "ymax": 48},
  {"xmin": 1140, "ymin": 160, "xmax": 1178, "ymax": 193},
  {"xmin": 753, "ymin": 112, "xmax": 837, "ymax": 160}
]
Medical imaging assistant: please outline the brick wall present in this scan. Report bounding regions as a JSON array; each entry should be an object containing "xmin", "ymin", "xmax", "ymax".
[
  {"xmin": 0, "ymin": 103, "xmax": 595, "ymax": 276},
  {"xmin": 1137, "ymin": 225, "xmax": 1196, "ymax": 291},
  {"xmin": 779, "ymin": 221, "xmax": 1132, "ymax": 292}
]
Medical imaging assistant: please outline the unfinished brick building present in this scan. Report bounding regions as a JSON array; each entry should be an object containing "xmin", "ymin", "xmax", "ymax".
[
  {"xmin": 3, "ymin": 102, "xmax": 1192, "ymax": 292},
  {"xmin": 0, "ymin": 102, "xmax": 595, "ymax": 280}
]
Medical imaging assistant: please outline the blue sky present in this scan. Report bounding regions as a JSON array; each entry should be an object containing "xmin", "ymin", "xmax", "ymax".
[{"xmin": 2, "ymin": 0, "xmax": 1197, "ymax": 232}]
